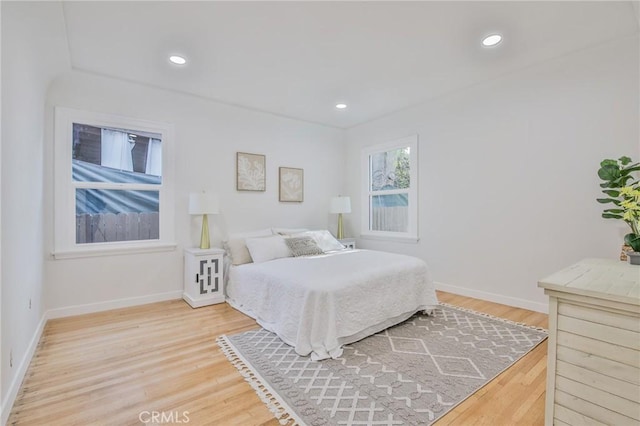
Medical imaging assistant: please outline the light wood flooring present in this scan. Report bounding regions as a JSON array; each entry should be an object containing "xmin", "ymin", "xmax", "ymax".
[{"xmin": 8, "ymin": 291, "xmax": 548, "ymax": 425}]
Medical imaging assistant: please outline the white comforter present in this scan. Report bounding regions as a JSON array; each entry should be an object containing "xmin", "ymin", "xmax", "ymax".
[{"xmin": 226, "ymin": 249, "xmax": 438, "ymax": 360}]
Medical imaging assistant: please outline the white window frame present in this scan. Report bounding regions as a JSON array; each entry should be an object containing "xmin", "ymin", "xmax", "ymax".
[
  {"xmin": 53, "ymin": 107, "xmax": 176, "ymax": 259},
  {"xmin": 361, "ymin": 135, "xmax": 418, "ymax": 242}
]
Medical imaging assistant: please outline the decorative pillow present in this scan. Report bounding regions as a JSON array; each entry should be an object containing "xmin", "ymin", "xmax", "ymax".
[
  {"xmin": 272, "ymin": 227, "xmax": 309, "ymax": 236},
  {"xmin": 224, "ymin": 239, "xmax": 251, "ymax": 265},
  {"xmin": 294, "ymin": 230, "xmax": 345, "ymax": 252},
  {"xmin": 245, "ymin": 235, "xmax": 292, "ymax": 263},
  {"xmin": 223, "ymin": 228, "xmax": 273, "ymax": 265},
  {"xmin": 285, "ymin": 236, "xmax": 324, "ymax": 257}
]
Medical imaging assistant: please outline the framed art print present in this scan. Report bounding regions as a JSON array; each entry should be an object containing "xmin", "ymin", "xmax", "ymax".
[
  {"xmin": 279, "ymin": 167, "xmax": 303, "ymax": 202},
  {"xmin": 236, "ymin": 152, "xmax": 266, "ymax": 191}
]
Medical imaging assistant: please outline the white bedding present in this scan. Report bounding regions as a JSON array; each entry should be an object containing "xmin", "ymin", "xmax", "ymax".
[{"xmin": 226, "ymin": 249, "xmax": 438, "ymax": 360}]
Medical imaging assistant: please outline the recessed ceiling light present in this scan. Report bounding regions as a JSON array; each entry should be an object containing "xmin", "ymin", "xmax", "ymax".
[
  {"xmin": 169, "ymin": 55, "xmax": 187, "ymax": 65},
  {"xmin": 335, "ymin": 103, "xmax": 347, "ymax": 109},
  {"xmin": 482, "ymin": 34, "xmax": 502, "ymax": 47}
]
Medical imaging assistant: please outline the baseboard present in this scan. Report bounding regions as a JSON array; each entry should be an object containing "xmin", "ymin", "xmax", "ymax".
[
  {"xmin": 1, "ymin": 313, "xmax": 47, "ymax": 426},
  {"xmin": 435, "ymin": 281, "xmax": 548, "ymax": 314},
  {"xmin": 46, "ymin": 290, "xmax": 183, "ymax": 319}
]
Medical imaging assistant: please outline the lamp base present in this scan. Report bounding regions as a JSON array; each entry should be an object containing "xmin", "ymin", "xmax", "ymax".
[
  {"xmin": 200, "ymin": 214, "xmax": 211, "ymax": 249},
  {"xmin": 337, "ymin": 213, "xmax": 344, "ymax": 240}
]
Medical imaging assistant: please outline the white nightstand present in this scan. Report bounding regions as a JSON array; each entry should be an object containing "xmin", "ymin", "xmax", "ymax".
[
  {"xmin": 183, "ymin": 247, "xmax": 225, "ymax": 308},
  {"xmin": 339, "ymin": 238, "xmax": 356, "ymax": 249}
]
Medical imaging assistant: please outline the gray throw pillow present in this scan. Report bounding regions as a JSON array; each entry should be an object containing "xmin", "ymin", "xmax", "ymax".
[{"xmin": 285, "ymin": 236, "xmax": 324, "ymax": 257}]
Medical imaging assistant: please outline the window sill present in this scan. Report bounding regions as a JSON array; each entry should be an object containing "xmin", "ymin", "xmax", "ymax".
[
  {"xmin": 52, "ymin": 242, "xmax": 177, "ymax": 260},
  {"xmin": 359, "ymin": 234, "xmax": 419, "ymax": 244}
]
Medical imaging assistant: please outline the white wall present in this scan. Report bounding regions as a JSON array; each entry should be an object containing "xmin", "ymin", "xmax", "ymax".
[
  {"xmin": 0, "ymin": 2, "xmax": 3, "ymax": 418},
  {"xmin": 345, "ymin": 36, "xmax": 640, "ymax": 312},
  {"xmin": 1, "ymin": 1, "xmax": 69, "ymax": 421},
  {"xmin": 43, "ymin": 71, "xmax": 345, "ymax": 314}
]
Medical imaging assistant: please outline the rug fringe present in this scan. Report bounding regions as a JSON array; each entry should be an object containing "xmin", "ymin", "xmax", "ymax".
[
  {"xmin": 438, "ymin": 301, "xmax": 548, "ymax": 333},
  {"xmin": 216, "ymin": 335, "xmax": 302, "ymax": 426}
]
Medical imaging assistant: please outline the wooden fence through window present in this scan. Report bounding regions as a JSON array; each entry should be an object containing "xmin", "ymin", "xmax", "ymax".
[
  {"xmin": 76, "ymin": 212, "xmax": 159, "ymax": 244},
  {"xmin": 371, "ymin": 206, "xmax": 408, "ymax": 232}
]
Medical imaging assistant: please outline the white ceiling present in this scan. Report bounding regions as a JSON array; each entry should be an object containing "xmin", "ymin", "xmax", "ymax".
[{"xmin": 61, "ymin": 1, "xmax": 639, "ymax": 129}]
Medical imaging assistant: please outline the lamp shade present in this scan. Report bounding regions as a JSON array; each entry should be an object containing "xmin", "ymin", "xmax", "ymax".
[
  {"xmin": 330, "ymin": 196, "xmax": 351, "ymax": 214},
  {"xmin": 188, "ymin": 192, "xmax": 220, "ymax": 215}
]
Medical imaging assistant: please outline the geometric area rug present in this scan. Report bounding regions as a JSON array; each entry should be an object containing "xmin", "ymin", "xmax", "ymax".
[{"xmin": 217, "ymin": 304, "xmax": 547, "ymax": 426}]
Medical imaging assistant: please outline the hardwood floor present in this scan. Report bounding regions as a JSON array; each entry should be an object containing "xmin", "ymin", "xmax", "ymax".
[{"xmin": 8, "ymin": 291, "xmax": 548, "ymax": 425}]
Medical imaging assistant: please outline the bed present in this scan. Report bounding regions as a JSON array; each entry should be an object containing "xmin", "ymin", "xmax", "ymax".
[{"xmin": 225, "ymin": 235, "xmax": 438, "ymax": 360}]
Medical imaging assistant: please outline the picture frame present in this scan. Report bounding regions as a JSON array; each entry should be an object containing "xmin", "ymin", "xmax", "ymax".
[
  {"xmin": 236, "ymin": 152, "xmax": 266, "ymax": 191},
  {"xmin": 279, "ymin": 167, "xmax": 304, "ymax": 202}
]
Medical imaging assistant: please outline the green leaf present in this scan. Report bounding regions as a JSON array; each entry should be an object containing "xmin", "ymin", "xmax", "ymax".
[
  {"xmin": 608, "ymin": 175, "xmax": 634, "ymax": 188},
  {"xmin": 601, "ymin": 159, "xmax": 618, "ymax": 167},
  {"xmin": 622, "ymin": 164, "xmax": 640, "ymax": 173},
  {"xmin": 596, "ymin": 198, "xmax": 617, "ymax": 204},
  {"xmin": 603, "ymin": 208, "xmax": 624, "ymax": 213},
  {"xmin": 598, "ymin": 164, "xmax": 621, "ymax": 181},
  {"xmin": 619, "ymin": 156, "xmax": 632, "ymax": 165},
  {"xmin": 619, "ymin": 175, "xmax": 635, "ymax": 185},
  {"xmin": 602, "ymin": 213, "xmax": 623, "ymax": 219},
  {"xmin": 602, "ymin": 190, "xmax": 620, "ymax": 197}
]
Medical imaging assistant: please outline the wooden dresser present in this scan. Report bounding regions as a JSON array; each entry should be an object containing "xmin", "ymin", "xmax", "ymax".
[{"xmin": 538, "ymin": 258, "xmax": 640, "ymax": 425}]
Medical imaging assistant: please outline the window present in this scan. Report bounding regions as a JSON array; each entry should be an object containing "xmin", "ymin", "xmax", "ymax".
[
  {"xmin": 54, "ymin": 107, "xmax": 175, "ymax": 257},
  {"xmin": 361, "ymin": 135, "xmax": 418, "ymax": 241}
]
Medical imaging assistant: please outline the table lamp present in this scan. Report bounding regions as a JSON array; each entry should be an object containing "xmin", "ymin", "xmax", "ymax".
[
  {"xmin": 330, "ymin": 196, "xmax": 351, "ymax": 239},
  {"xmin": 189, "ymin": 192, "xmax": 220, "ymax": 249}
]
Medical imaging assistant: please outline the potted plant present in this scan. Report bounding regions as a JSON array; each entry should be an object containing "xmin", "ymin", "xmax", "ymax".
[
  {"xmin": 597, "ymin": 156, "xmax": 640, "ymax": 263},
  {"xmin": 620, "ymin": 186, "xmax": 640, "ymax": 264}
]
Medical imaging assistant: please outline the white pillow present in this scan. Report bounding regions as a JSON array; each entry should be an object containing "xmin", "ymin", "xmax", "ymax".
[
  {"xmin": 228, "ymin": 228, "xmax": 273, "ymax": 239},
  {"xmin": 224, "ymin": 228, "xmax": 273, "ymax": 265},
  {"xmin": 245, "ymin": 235, "xmax": 292, "ymax": 263},
  {"xmin": 272, "ymin": 227, "xmax": 309, "ymax": 235},
  {"xmin": 294, "ymin": 230, "xmax": 345, "ymax": 252},
  {"xmin": 224, "ymin": 239, "xmax": 252, "ymax": 265}
]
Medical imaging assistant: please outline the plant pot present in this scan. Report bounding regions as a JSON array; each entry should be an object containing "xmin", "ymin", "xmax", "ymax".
[{"xmin": 627, "ymin": 251, "xmax": 640, "ymax": 265}]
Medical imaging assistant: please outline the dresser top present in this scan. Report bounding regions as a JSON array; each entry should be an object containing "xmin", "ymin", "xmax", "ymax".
[{"xmin": 538, "ymin": 258, "xmax": 640, "ymax": 305}]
